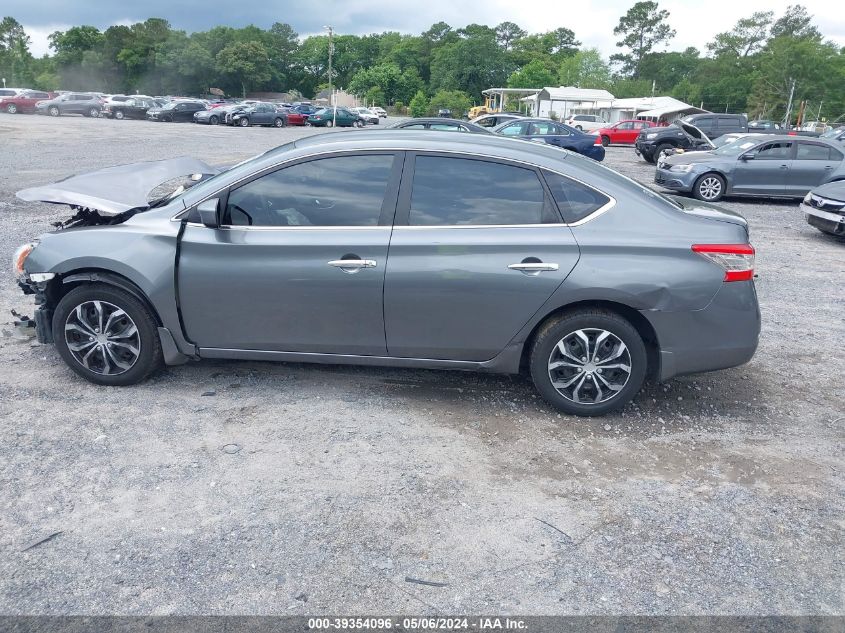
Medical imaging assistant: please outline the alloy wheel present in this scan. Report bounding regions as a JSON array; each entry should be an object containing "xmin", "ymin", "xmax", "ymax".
[
  {"xmin": 7, "ymin": 104, "xmax": 17, "ymax": 114},
  {"xmin": 698, "ymin": 176, "xmax": 722, "ymax": 200},
  {"xmin": 547, "ymin": 328, "xmax": 632, "ymax": 405},
  {"xmin": 64, "ymin": 300, "xmax": 141, "ymax": 376}
]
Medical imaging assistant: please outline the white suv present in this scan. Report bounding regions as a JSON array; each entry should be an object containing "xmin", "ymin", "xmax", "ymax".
[{"xmin": 565, "ymin": 114, "xmax": 608, "ymax": 132}]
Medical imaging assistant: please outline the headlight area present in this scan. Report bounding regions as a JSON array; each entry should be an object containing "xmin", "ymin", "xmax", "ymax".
[
  {"xmin": 13, "ymin": 242, "xmax": 58, "ymax": 345},
  {"xmin": 669, "ymin": 164, "xmax": 695, "ymax": 173},
  {"xmin": 13, "ymin": 242, "xmax": 36, "ymax": 277}
]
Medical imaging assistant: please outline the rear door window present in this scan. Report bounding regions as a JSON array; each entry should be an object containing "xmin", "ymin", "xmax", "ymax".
[
  {"xmin": 408, "ymin": 156, "xmax": 553, "ymax": 226},
  {"xmin": 543, "ymin": 171, "xmax": 612, "ymax": 224},
  {"xmin": 498, "ymin": 121, "xmax": 528, "ymax": 136},
  {"xmin": 797, "ymin": 142, "xmax": 837, "ymax": 160}
]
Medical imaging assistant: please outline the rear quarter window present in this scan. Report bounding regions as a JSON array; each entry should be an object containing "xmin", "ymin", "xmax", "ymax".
[{"xmin": 543, "ymin": 171, "xmax": 612, "ymax": 224}]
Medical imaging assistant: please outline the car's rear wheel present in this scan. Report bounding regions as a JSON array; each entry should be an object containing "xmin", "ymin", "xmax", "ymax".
[
  {"xmin": 52, "ymin": 284, "xmax": 163, "ymax": 386},
  {"xmin": 6, "ymin": 103, "xmax": 17, "ymax": 114},
  {"xmin": 114, "ymin": 110, "xmax": 124, "ymax": 120},
  {"xmin": 274, "ymin": 117, "xmax": 285, "ymax": 127},
  {"xmin": 601, "ymin": 135, "xmax": 610, "ymax": 147},
  {"xmin": 355, "ymin": 119, "xmax": 364, "ymax": 128},
  {"xmin": 48, "ymin": 106, "xmax": 60, "ymax": 117},
  {"xmin": 529, "ymin": 309, "xmax": 647, "ymax": 417},
  {"xmin": 209, "ymin": 115, "xmax": 219, "ymax": 125},
  {"xmin": 89, "ymin": 107, "xmax": 100, "ymax": 118},
  {"xmin": 575, "ymin": 125, "xmax": 583, "ymax": 131},
  {"xmin": 326, "ymin": 120, "xmax": 334, "ymax": 127},
  {"xmin": 693, "ymin": 173, "xmax": 726, "ymax": 202}
]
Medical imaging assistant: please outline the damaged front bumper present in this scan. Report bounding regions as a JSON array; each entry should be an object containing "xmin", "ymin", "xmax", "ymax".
[{"xmin": 16, "ymin": 277, "xmax": 54, "ymax": 344}]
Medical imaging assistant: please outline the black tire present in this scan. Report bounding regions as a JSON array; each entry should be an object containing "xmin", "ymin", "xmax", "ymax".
[
  {"xmin": 114, "ymin": 110, "xmax": 124, "ymax": 120},
  {"xmin": 6, "ymin": 103, "xmax": 17, "ymax": 114},
  {"xmin": 48, "ymin": 106, "xmax": 60, "ymax": 117},
  {"xmin": 355, "ymin": 119, "xmax": 364, "ymax": 128},
  {"xmin": 209, "ymin": 115, "xmax": 219, "ymax": 125},
  {"xmin": 529, "ymin": 308, "xmax": 647, "ymax": 417},
  {"xmin": 163, "ymin": 115, "xmax": 172, "ymax": 122},
  {"xmin": 642, "ymin": 152, "xmax": 656, "ymax": 164},
  {"xmin": 326, "ymin": 120, "xmax": 334, "ymax": 128},
  {"xmin": 89, "ymin": 107, "xmax": 100, "ymax": 118},
  {"xmin": 601, "ymin": 135, "xmax": 610, "ymax": 147},
  {"xmin": 692, "ymin": 172, "xmax": 726, "ymax": 202},
  {"xmin": 274, "ymin": 117, "xmax": 285, "ymax": 127},
  {"xmin": 654, "ymin": 143, "xmax": 673, "ymax": 159},
  {"xmin": 575, "ymin": 125, "xmax": 583, "ymax": 131},
  {"xmin": 239, "ymin": 117, "xmax": 249, "ymax": 127},
  {"xmin": 52, "ymin": 284, "xmax": 163, "ymax": 386}
]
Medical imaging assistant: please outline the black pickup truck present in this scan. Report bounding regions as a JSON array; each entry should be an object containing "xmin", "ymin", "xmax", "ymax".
[{"xmin": 635, "ymin": 113, "xmax": 749, "ymax": 163}]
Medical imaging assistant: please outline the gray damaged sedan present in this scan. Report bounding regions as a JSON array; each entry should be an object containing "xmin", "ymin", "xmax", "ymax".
[
  {"xmin": 13, "ymin": 131, "xmax": 760, "ymax": 416},
  {"xmin": 655, "ymin": 135, "xmax": 845, "ymax": 202},
  {"xmin": 801, "ymin": 180, "xmax": 845, "ymax": 236}
]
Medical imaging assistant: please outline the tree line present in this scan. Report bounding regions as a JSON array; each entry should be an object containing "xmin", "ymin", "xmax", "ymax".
[{"xmin": 0, "ymin": 2, "xmax": 843, "ymax": 122}]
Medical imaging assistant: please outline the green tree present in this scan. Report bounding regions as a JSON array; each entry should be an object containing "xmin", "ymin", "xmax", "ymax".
[
  {"xmin": 409, "ymin": 89, "xmax": 429, "ymax": 117},
  {"xmin": 770, "ymin": 4, "xmax": 821, "ymax": 39},
  {"xmin": 707, "ymin": 11, "xmax": 773, "ymax": 58},
  {"xmin": 611, "ymin": 1, "xmax": 676, "ymax": 78},
  {"xmin": 0, "ymin": 17, "xmax": 35, "ymax": 86},
  {"xmin": 216, "ymin": 40, "xmax": 271, "ymax": 97},
  {"xmin": 559, "ymin": 49, "xmax": 611, "ymax": 88},
  {"xmin": 507, "ymin": 59, "xmax": 555, "ymax": 88},
  {"xmin": 428, "ymin": 89, "xmax": 472, "ymax": 116},
  {"xmin": 494, "ymin": 22, "xmax": 526, "ymax": 50},
  {"xmin": 429, "ymin": 32, "xmax": 511, "ymax": 100}
]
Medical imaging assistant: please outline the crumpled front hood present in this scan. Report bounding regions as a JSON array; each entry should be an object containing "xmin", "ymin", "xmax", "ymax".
[
  {"xmin": 16, "ymin": 157, "xmax": 220, "ymax": 215},
  {"xmin": 808, "ymin": 180, "xmax": 845, "ymax": 202}
]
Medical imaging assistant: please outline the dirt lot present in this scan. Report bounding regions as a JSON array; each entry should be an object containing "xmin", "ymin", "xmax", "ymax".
[{"xmin": 0, "ymin": 114, "xmax": 842, "ymax": 615}]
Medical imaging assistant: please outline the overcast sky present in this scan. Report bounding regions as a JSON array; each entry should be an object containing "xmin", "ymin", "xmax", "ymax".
[{"xmin": 9, "ymin": 0, "xmax": 845, "ymax": 59}]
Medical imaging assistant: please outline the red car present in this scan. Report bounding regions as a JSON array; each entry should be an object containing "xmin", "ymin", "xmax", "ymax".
[
  {"xmin": 595, "ymin": 119, "xmax": 654, "ymax": 146},
  {"xmin": 0, "ymin": 89, "xmax": 54, "ymax": 114}
]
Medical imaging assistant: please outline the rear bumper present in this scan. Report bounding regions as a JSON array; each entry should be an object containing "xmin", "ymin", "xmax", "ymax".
[
  {"xmin": 643, "ymin": 280, "xmax": 761, "ymax": 381},
  {"xmin": 801, "ymin": 202, "xmax": 845, "ymax": 235},
  {"xmin": 583, "ymin": 145, "xmax": 606, "ymax": 161}
]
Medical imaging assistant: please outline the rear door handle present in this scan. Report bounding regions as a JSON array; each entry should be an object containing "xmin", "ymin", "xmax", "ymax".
[
  {"xmin": 328, "ymin": 259, "xmax": 377, "ymax": 269},
  {"xmin": 508, "ymin": 263, "xmax": 559, "ymax": 272},
  {"xmin": 780, "ymin": 164, "xmax": 789, "ymax": 169}
]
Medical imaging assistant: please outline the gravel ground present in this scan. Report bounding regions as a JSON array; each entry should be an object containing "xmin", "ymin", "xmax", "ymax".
[{"xmin": 0, "ymin": 114, "xmax": 842, "ymax": 616}]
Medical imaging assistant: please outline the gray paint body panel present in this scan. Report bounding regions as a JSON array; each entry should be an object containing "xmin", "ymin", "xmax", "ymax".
[{"xmin": 21, "ymin": 130, "xmax": 761, "ymax": 382}]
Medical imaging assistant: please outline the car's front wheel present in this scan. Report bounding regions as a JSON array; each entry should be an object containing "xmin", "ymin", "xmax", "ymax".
[
  {"xmin": 89, "ymin": 107, "xmax": 100, "ymax": 118},
  {"xmin": 114, "ymin": 110, "xmax": 124, "ymax": 119},
  {"xmin": 529, "ymin": 309, "xmax": 647, "ymax": 417},
  {"xmin": 239, "ymin": 117, "xmax": 249, "ymax": 127},
  {"xmin": 48, "ymin": 106, "xmax": 60, "ymax": 117},
  {"xmin": 326, "ymin": 120, "xmax": 334, "ymax": 127},
  {"xmin": 209, "ymin": 115, "xmax": 219, "ymax": 125},
  {"xmin": 693, "ymin": 173, "xmax": 726, "ymax": 202},
  {"xmin": 274, "ymin": 117, "xmax": 285, "ymax": 127},
  {"xmin": 52, "ymin": 284, "xmax": 162, "ymax": 386}
]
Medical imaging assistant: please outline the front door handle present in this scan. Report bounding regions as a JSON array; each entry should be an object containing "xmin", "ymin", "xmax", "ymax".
[
  {"xmin": 780, "ymin": 165, "xmax": 789, "ymax": 169},
  {"xmin": 508, "ymin": 262, "xmax": 559, "ymax": 272},
  {"xmin": 328, "ymin": 259, "xmax": 377, "ymax": 273}
]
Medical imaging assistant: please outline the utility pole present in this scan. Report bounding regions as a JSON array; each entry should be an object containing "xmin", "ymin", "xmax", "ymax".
[
  {"xmin": 817, "ymin": 101, "xmax": 823, "ymax": 122},
  {"xmin": 783, "ymin": 78, "xmax": 796, "ymax": 128},
  {"xmin": 323, "ymin": 25, "xmax": 335, "ymax": 127}
]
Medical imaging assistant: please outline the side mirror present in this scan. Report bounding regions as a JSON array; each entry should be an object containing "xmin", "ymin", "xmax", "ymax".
[
  {"xmin": 740, "ymin": 153, "xmax": 755, "ymax": 161},
  {"xmin": 197, "ymin": 198, "xmax": 220, "ymax": 228}
]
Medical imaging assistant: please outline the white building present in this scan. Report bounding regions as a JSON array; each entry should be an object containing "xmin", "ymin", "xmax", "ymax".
[
  {"xmin": 522, "ymin": 87, "xmax": 616, "ymax": 119},
  {"xmin": 597, "ymin": 96, "xmax": 707, "ymax": 124},
  {"xmin": 521, "ymin": 90, "xmax": 708, "ymax": 124}
]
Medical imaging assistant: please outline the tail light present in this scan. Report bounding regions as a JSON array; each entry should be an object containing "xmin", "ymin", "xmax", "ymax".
[
  {"xmin": 692, "ymin": 244, "xmax": 755, "ymax": 282},
  {"xmin": 594, "ymin": 135, "xmax": 603, "ymax": 145}
]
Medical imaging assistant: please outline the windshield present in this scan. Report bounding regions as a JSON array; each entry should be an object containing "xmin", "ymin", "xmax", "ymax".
[
  {"xmin": 821, "ymin": 127, "xmax": 843, "ymax": 138},
  {"xmin": 161, "ymin": 103, "xmax": 177, "ymax": 110},
  {"xmin": 713, "ymin": 139, "xmax": 759, "ymax": 156}
]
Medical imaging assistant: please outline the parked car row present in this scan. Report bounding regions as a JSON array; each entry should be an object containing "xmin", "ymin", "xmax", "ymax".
[
  {"xmin": 394, "ymin": 116, "xmax": 607, "ymax": 161},
  {"xmin": 0, "ymin": 88, "xmax": 388, "ymax": 130}
]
